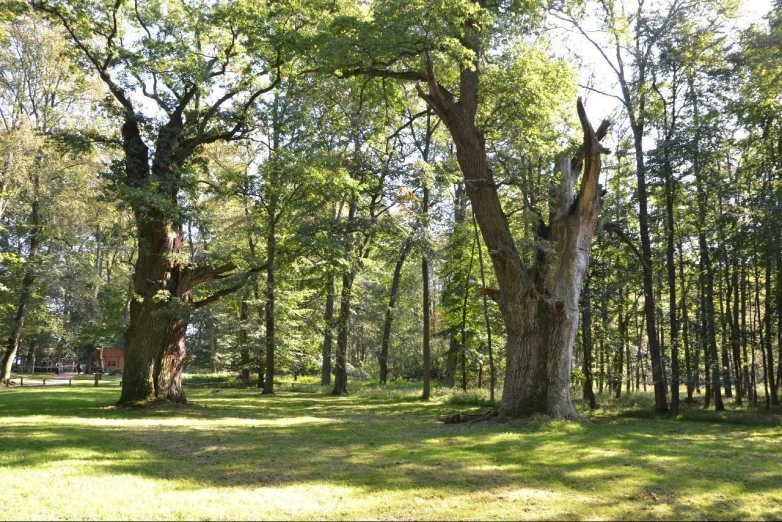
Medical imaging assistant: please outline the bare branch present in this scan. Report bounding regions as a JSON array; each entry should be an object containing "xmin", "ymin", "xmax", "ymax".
[
  {"xmin": 602, "ymin": 220, "xmax": 650, "ymax": 269},
  {"xmin": 189, "ymin": 262, "xmax": 269, "ymax": 309},
  {"xmin": 578, "ymin": 83, "xmax": 627, "ymax": 108},
  {"xmin": 33, "ymin": 0, "xmax": 135, "ymax": 114}
]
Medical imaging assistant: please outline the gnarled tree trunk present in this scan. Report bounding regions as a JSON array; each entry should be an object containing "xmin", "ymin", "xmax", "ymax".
[{"xmin": 418, "ymin": 52, "xmax": 608, "ymax": 418}]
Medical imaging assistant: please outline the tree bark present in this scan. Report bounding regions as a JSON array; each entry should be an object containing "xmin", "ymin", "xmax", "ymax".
[{"xmin": 118, "ymin": 119, "xmax": 190, "ymax": 405}]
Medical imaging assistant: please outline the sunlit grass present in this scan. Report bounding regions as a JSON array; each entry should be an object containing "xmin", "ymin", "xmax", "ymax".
[{"xmin": 1, "ymin": 382, "xmax": 780, "ymax": 520}]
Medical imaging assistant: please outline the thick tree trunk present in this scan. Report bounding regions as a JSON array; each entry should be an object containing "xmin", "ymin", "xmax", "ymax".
[
  {"xmin": 119, "ymin": 214, "xmax": 190, "ymax": 404},
  {"xmin": 154, "ymin": 318, "xmax": 188, "ymax": 402},
  {"xmin": 498, "ymin": 115, "xmax": 607, "ymax": 420},
  {"xmin": 118, "ymin": 119, "xmax": 196, "ymax": 405},
  {"xmin": 321, "ymin": 273, "xmax": 335, "ymax": 386},
  {"xmin": 416, "ymin": 43, "xmax": 606, "ymax": 417},
  {"xmin": 379, "ymin": 239, "xmax": 411, "ymax": 384}
]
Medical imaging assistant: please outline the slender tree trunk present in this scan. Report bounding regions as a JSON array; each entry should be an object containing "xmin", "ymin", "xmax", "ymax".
[
  {"xmin": 633, "ymin": 129, "xmax": 667, "ymax": 412},
  {"xmin": 459, "ymin": 233, "xmax": 476, "ymax": 392},
  {"xmin": 263, "ymin": 218, "xmax": 277, "ymax": 395},
  {"xmin": 764, "ymin": 262, "xmax": 779, "ymax": 405},
  {"xmin": 691, "ymin": 84, "xmax": 722, "ymax": 412},
  {"xmin": 663, "ymin": 141, "xmax": 680, "ymax": 413},
  {"xmin": 422, "ymin": 237, "xmax": 432, "ymax": 400},
  {"xmin": 626, "ymin": 299, "xmax": 633, "ymax": 393},
  {"xmin": 208, "ymin": 312, "xmax": 217, "ymax": 373},
  {"xmin": 598, "ymin": 299, "xmax": 606, "ymax": 395},
  {"xmin": 414, "ymin": 117, "xmax": 434, "ymax": 399},
  {"xmin": 239, "ymin": 289, "xmax": 251, "ymax": 383},
  {"xmin": 760, "ymin": 265, "xmax": 771, "ymax": 409},
  {"xmin": 333, "ymin": 269, "xmax": 355, "ymax": 396},
  {"xmin": 615, "ymin": 288, "xmax": 626, "ymax": 399},
  {"xmin": 24, "ymin": 338, "xmax": 37, "ymax": 374},
  {"xmin": 379, "ymin": 238, "xmax": 411, "ymax": 384},
  {"xmin": 729, "ymin": 255, "xmax": 743, "ymax": 405},
  {"xmin": 321, "ymin": 273, "xmax": 335, "ymax": 386},
  {"xmin": 581, "ymin": 277, "xmax": 597, "ymax": 408},
  {"xmin": 254, "ymin": 281, "xmax": 265, "ymax": 389},
  {"xmin": 1, "ymin": 181, "xmax": 41, "ymax": 381},
  {"xmin": 444, "ymin": 338, "xmax": 458, "ymax": 387},
  {"xmin": 718, "ymin": 256, "xmax": 733, "ymax": 398},
  {"xmin": 333, "ymin": 195, "xmax": 359, "ymax": 396},
  {"xmin": 740, "ymin": 261, "xmax": 752, "ymax": 403},
  {"xmin": 443, "ymin": 186, "xmax": 467, "ymax": 388},
  {"xmin": 701, "ymin": 246, "xmax": 723, "ymax": 411},
  {"xmin": 473, "ymin": 214, "xmax": 494, "ymax": 402}
]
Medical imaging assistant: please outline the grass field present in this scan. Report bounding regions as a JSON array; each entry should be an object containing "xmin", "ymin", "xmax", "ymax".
[{"xmin": 1, "ymin": 379, "xmax": 781, "ymax": 520}]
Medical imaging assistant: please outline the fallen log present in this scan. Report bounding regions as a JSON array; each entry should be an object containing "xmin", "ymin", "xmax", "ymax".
[{"xmin": 441, "ymin": 409, "xmax": 498, "ymax": 424}]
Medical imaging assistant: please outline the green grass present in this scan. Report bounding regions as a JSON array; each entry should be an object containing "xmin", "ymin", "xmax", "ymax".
[{"xmin": 1, "ymin": 382, "xmax": 781, "ymax": 520}]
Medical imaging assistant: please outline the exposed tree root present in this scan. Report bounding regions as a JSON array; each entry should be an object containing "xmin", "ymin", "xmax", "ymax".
[{"xmin": 441, "ymin": 409, "xmax": 498, "ymax": 424}]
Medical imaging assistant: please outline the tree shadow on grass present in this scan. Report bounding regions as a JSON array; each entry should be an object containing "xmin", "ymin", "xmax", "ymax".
[{"xmin": 2, "ymin": 387, "xmax": 782, "ymax": 520}]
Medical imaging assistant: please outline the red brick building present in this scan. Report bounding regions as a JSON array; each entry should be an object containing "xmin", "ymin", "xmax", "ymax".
[{"xmin": 92, "ymin": 346, "xmax": 125, "ymax": 371}]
